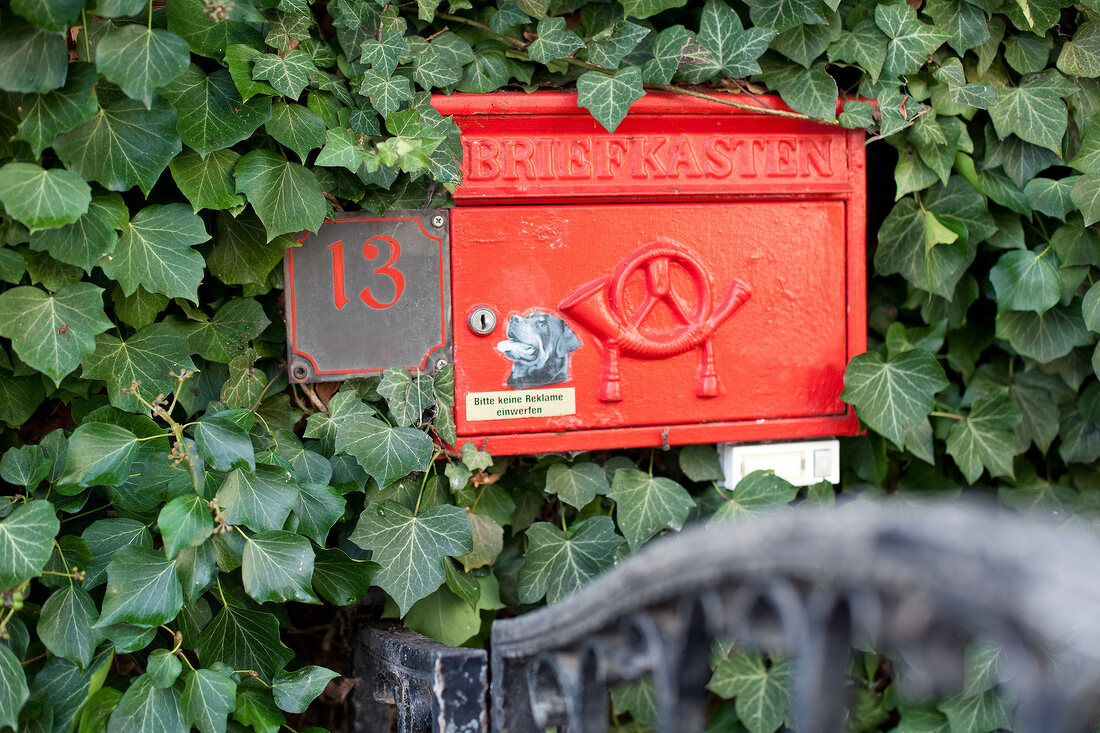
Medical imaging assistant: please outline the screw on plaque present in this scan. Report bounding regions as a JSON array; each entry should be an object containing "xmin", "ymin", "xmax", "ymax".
[
  {"xmin": 468, "ymin": 307, "xmax": 497, "ymax": 335},
  {"xmin": 290, "ymin": 359, "xmax": 310, "ymax": 381},
  {"xmin": 436, "ymin": 359, "xmax": 448, "ymax": 369},
  {"xmin": 431, "ymin": 214, "xmax": 446, "ymax": 229}
]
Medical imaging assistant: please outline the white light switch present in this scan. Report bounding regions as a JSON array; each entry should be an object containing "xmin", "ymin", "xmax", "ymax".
[{"xmin": 719, "ymin": 440, "xmax": 841, "ymax": 488}]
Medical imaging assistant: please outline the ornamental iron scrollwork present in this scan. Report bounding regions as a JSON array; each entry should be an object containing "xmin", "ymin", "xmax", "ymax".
[{"xmin": 351, "ymin": 501, "xmax": 1100, "ymax": 732}]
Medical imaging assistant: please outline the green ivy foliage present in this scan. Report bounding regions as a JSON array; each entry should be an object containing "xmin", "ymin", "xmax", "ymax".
[{"xmin": 0, "ymin": 0, "xmax": 1096, "ymax": 730}]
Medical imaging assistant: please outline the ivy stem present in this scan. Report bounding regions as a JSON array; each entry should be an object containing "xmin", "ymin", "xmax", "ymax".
[
  {"xmin": 20, "ymin": 652, "xmax": 48, "ymax": 667},
  {"xmin": 648, "ymin": 448, "xmax": 654, "ymax": 476},
  {"xmin": 216, "ymin": 577, "xmax": 229, "ymax": 608},
  {"xmin": 414, "ymin": 456, "xmax": 437, "ymax": 516},
  {"xmin": 52, "ymin": 539, "xmax": 73, "ymax": 588},
  {"xmin": 234, "ymin": 525, "xmax": 253, "ymax": 543},
  {"xmin": 147, "ymin": 0, "xmax": 153, "ymax": 30},
  {"xmin": 61, "ymin": 503, "xmax": 113, "ymax": 522},
  {"xmin": 135, "ymin": 432, "xmax": 175, "ymax": 442},
  {"xmin": 432, "ymin": 11, "xmax": 833, "ymax": 124},
  {"xmin": 1037, "ymin": 244, "xmax": 1053, "ymax": 259},
  {"xmin": 929, "ymin": 410, "xmax": 964, "ymax": 420},
  {"xmin": 81, "ymin": 9, "xmax": 92, "ymax": 60}
]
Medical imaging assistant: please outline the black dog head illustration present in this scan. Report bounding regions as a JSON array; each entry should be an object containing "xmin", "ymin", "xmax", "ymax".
[{"xmin": 497, "ymin": 312, "xmax": 581, "ymax": 389}]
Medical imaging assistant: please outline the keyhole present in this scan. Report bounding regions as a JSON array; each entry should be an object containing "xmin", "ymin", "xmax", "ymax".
[{"xmin": 468, "ymin": 307, "xmax": 497, "ymax": 335}]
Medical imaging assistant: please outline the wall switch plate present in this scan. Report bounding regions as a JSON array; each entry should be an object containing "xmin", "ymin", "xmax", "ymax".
[{"xmin": 719, "ymin": 439, "xmax": 841, "ymax": 487}]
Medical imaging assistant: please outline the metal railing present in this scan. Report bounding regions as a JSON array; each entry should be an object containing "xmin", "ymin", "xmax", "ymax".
[{"xmin": 349, "ymin": 500, "xmax": 1100, "ymax": 732}]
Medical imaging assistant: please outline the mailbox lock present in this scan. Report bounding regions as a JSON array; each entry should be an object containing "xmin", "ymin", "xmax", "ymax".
[{"xmin": 468, "ymin": 307, "xmax": 497, "ymax": 335}]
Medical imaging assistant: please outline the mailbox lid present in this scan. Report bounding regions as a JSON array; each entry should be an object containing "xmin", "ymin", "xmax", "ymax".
[{"xmin": 451, "ymin": 200, "xmax": 853, "ymax": 439}]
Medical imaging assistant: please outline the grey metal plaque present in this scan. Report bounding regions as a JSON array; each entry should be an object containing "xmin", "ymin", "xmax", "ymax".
[{"xmin": 284, "ymin": 210, "xmax": 451, "ymax": 382}]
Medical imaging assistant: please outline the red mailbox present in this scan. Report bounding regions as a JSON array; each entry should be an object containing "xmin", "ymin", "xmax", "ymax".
[{"xmin": 285, "ymin": 91, "xmax": 865, "ymax": 455}]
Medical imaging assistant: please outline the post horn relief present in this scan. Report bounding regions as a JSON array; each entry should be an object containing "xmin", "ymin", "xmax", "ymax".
[{"xmin": 559, "ymin": 239, "xmax": 752, "ymax": 402}]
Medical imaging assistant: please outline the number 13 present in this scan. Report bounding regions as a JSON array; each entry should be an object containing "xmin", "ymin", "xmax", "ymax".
[{"xmin": 327, "ymin": 235, "xmax": 406, "ymax": 310}]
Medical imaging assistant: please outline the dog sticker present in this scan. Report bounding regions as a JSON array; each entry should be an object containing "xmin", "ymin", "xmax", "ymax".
[{"xmin": 497, "ymin": 312, "xmax": 581, "ymax": 389}]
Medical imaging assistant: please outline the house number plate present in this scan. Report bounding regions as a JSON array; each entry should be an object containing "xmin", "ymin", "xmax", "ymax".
[{"xmin": 283, "ymin": 210, "xmax": 452, "ymax": 382}]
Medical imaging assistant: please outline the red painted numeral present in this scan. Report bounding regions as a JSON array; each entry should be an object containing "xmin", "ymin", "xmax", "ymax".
[
  {"xmin": 327, "ymin": 236, "xmax": 406, "ymax": 311},
  {"xmin": 327, "ymin": 240, "xmax": 350, "ymax": 310},
  {"xmin": 360, "ymin": 235, "xmax": 405, "ymax": 309}
]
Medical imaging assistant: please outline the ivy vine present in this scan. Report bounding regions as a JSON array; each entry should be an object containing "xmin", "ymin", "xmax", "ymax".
[{"xmin": 0, "ymin": 0, "xmax": 1098, "ymax": 730}]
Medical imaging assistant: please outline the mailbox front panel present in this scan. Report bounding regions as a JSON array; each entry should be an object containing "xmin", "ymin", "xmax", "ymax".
[{"xmin": 452, "ymin": 200, "xmax": 851, "ymax": 447}]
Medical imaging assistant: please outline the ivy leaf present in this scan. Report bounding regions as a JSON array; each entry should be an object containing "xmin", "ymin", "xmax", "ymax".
[
  {"xmin": 81, "ymin": 517, "xmax": 152, "ymax": 588},
  {"xmin": 29, "ymin": 193, "xmax": 128, "ymax": 273},
  {"xmin": 272, "ymin": 666, "xmax": 339, "ymax": 714},
  {"xmin": 348, "ymin": 501, "xmax": 472, "ymax": 614},
  {"xmin": 59, "ymin": 422, "xmax": 140, "ymax": 487},
  {"xmin": 583, "ymin": 21, "xmax": 650, "ymax": 69},
  {"xmin": 216, "ymin": 466, "xmax": 299, "ymax": 533},
  {"xmin": 358, "ymin": 70, "xmax": 413, "ymax": 117},
  {"xmin": 875, "ymin": 3, "xmax": 949, "ymax": 78},
  {"xmin": 710, "ymin": 470, "xmax": 798, "ymax": 522},
  {"xmin": 15, "ymin": 62, "xmax": 98, "ymax": 157},
  {"xmin": 159, "ymin": 495, "xmax": 215, "ymax": 559},
  {"xmin": 0, "ymin": 445, "xmax": 51, "ymax": 489},
  {"xmin": 457, "ymin": 511, "xmax": 503, "ymax": 572},
  {"xmin": 621, "ymin": 0, "xmax": 684, "ymax": 18},
  {"xmin": 0, "ymin": 283, "xmax": 111, "ymax": 386},
  {"xmin": 743, "ymin": 0, "xmax": 823, "ymax": 33},
  {"xmin": 641, "ymin": 25, "xmax": 693, "ymax": 85},
  {"xmin": 1023, "ymin": 177, "xmax": 1076, "ymax": 220},
  {"xmin": 679, "ymin": 444, "xmax": 724, "ymax": 482},
  {"xmin": 841, "ymin": 350, "xmax": 949, "ymax": 447},
  {"xmin": 708, "ymin": 652, "xmax": 792, "ymax": 733},
  {"xmin": 0, "ymin": 642, "xmax": 28, "ymax": 730},
  {"xmin": 80, "ymin": 323, "xmax": 197, "ymax": 413},
  {"xmin": 193, "ymin": 410, "xmax": 255, "ymax": 472},
  {"xmin": 234, "ymin": 149, "xmax": 327, "ymax": 241},
  {"xmin": 996, "ymin": 306, "xmax": 1092, "ymax": 363},
  {"xmin": 100, "ymin": 203, "xmax": 209, "ymax": 301},
  {"xmin": 336, "ymin": 413, "xmax": 435, "ymax": 488},
  {"xmin": 181, "ymin": 297, "xmax": 269, "ymax": 363},
  {"xmin": 12, "ymin": 0, "xmax": 83, "ymax": 31},
  {"xmin": 167, "ymin": 0, "xmax": 264, "ymax": 58},
  {"xmin": 37, "ymin": 585, "xmax": 102, "ymax": 668},
  {"xmin": 577, "ymin": 67, "xmax": 644, "ymax": 134},
  {"xmin": 527, "ymin": 16, "xmax": 584, "ymax": 65},
  {"xmin": 772, "ymin": 11, "xmax": 842, "ymax": 69},
  {"xmin": 311, "ymin": 547, "xmax": 378, "ymax": 605},
  {"xmin": 221, "ymin": 349, "xmax": 267, "ymax": 408},
  {"xmin": 1058, "ymin": 21, "xmax": 1100, "ymax": 78},
  {"xmin": 265, "ymin": 101, "xmax": 326, "ymax": 162},
  {"xmin": 304, "ymin": 391, "xmax": 376, "ymax": 455},
  {"xmin": 148, "ymin": 649, "xmax": 183, "ymax": 688},
  {"xmin": 0, "ymin": 500, "xmax": 59, "ymax": 589},
  {"xmin": 545, "ymin": 461, "xmax": 609, "ymax": 508},
  {"xmin": 828, "ymin": 17, "xmax": 887, "ymax": 82},
  {"xmin": 607, "ymin": 469, "xmax": 693, "ymax": 550},
  {"xmin": 946, "ymin": 390, "xmax": 1021, "ymax": 483},
  {"xmin": 923, "ymin": 0, "xmax": 989, "ymax": 55},
  {"xmin": 378, "ymin": 368, "xmax": 435, "ymax": 427},
  {"xmin": 242, "ymin": 531, "xmax": 317, "ymax": 604},
  {"xmin": 0, "ymin": 162, "xmax": 90, "ymax": 232},
  {"xmin": 361, "ymin": 30, "xmax": 408, "ymax": 78},
  {"xmin": 518, "ymin": 516, "xmax": 621, "ymax": 604},
  {"xmin": 252, "ymin": 49, "xmax": 317, "ymax": 99},
  {"xmin": 96, "ymin": 26, "xmax": 191, "ymax": 108},
  {"xmin": 182, "ymin": 669, "xmax": 237, "ymax": 733},
  {"xmin": 680, "ymin": 0, "xmax": 775, "ymax": 82},
  {"xmin": 0, "ymin": 21, "xmax": 67, "ymax": 93},
  {"xmin": 54, "ymin": 97, "xmax": 183, "ymax": 195},
  {"xmin": 404, "ymin": 585, "xmax": 481, "ymax": 646},
  {"xmin": 290, "ymin": 483, "xmax": 345, "ymax": 545},
  {"xmin": 1071, "ymin": 174, "xmax": 1100, "ymax": 226},
  {"xmin": 938, "ymin": 690, "xmax": 1010, "ymax": 733},
  {"xmin": 208, "ymin": 210, "xmax": 290, "ymax": 287},
  {"xmin": 196, "ymin": 605, "xmax": 294, "ymax": 679},
  {"xmin": 161, "ymin": 66, "xmax": 273, "ymax": 155},
  {"xmin": 989, "ymin": 69, "xmax": 1076, "ymax": 154},
  {"xmin": 96, "ymin": 547, "xmax": 184, "ymax": 628},
  {"xmin": 107, "ymin": 675, "xmax": 186, "ymax": 733},
  {"xmin": 988, "ymin": 249, "xmax": 1060, "ymax": 314},
  {"xmin": 170, "ymin": 150, "xmax": 247, "ymax": 213},
  {"xmin": 755, "ymin": 58, "xmax": 838, "ymax": 121}
]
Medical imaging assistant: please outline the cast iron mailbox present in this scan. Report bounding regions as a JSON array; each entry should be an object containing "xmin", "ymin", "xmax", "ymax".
[{"xmin": 285, "ymin": 91, "xmax": 866, "ymax": 455}]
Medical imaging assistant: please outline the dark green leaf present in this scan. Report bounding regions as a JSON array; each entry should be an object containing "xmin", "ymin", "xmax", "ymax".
[
  {"xmin": 0, "ymin": 21, "xmax": 67, "ymax": 93},
  {"xmin": 167, "ymin": 0, "xmax": 264, "ymax": 58},
  {"xmin": 29, "ymin": 193, "xmax": 128, "ymax": 273},
  {"xmin": 148, "ymin": 648, "xmax": 183, "ymax": 688},
  {"xmin": 924, "ymin": 0, "xmax": 989, "ymax": 55},
  {"xmin": 272, "ymin": 666, "xmax": 338, "ymax": 714},
  {"xmin": 0, "ymin": 644, "xmax": 29, "ymax": 730},
  {"xmin": 59, "ymin": 422, "xmax": 140, "ymax": 487},
  {"xmin": 311, "ymin": 547, "xmax": 378, "ymax": 605},
  {"xmin": 679, "ymin": 444, "xmax": 724, "ymax": 482},
  {"xmin": 159, "ymin": 495, "xmax": 215, "ymax": 558},
  {"xmin": 583, "ymin": 20, "xmax": 650, "ymax": 69},
  {"xmin": 708, "ymin": 651, "xmax": 792, "ymax": 733},
  {"xmin": 874, "ymin": 2, "xmax": 948, "ymax": 78},
  {"xmin": 680, "ymin": 0, "xmax": 775, "ymax": 82},
  {"xmin": 81, "ymin": 323, "xmax": 197, "ymax": 412},
  {"xmin": 81, "ymin": 517, "xmax": 152, "ymax": 588},
  {"xmin": 0, "ymin": 445, "xmax": 50, "ymax": 489},
  {"xmin": 357, "ymin": 70, "xmax": 412, "ymax": 117},
  {"xmin": 0, "ymin": 163, "xmax": 90, "ymax": 232},
  {"xmin": 252, "ymin": 49, "xmax": 317, "ymax": 99},
  {"xmin": 234, "ymin": 149, "xmax": 327, "ymax": 240},
  {"xmin": 527, "ymin": 16, "xmax": 584, "ymax": 64},
  {"xmin": 54, "ymin": 97, "xmax": 182, "ymax": 195},
  {"xmin": 182, "ymin": 668, "xmax": 237, "ymax": 733},
  {"xmin": 641, "ymin": 25, "xmax": 693, "ymax": 85},
  {"xmin": 107, "ymin": 675, "xmax": 186, "ymax": 733},
  {"xmin": 217, "ymin": 466, "xmax": 299, "ymax": 533},
  {"xmin": 37, "ymin": 584, "xmax": 101, "ymax": 668},
  {"xmin": 0, "ymin": 283, "xmax": 111, "ymax": 386},
  {"xmin": 1023, "ymin": 177, "xmax": 1076, "ymax": 220},
  {"xmin": 841, "ymin": 350, "xmax": 949, "ymax": 447},
  {"xmin": 996, "ymin": 306, "xmax": 1092, "ymax": 363},
  {"xmin": 517, "ymin": 516, "xmax": 621, "ymax": 604},
  {"xmin": 755, "ymin": 57, "xmax": 838, "ymax": 121},
  {"xmin": 946, "ymin": 390, "xmax": 1021, "ymax": 483},
  {"xmin": 208, "ymin": 210, "xmax": 289, "ymax": 286},
  {"xmin": 710, "ymin": 470, "xmax": 798, "ymax": 522},
  {"xmin": 242, "ymin": 531, "xmax": 317, "ymax": 604},
  {"xmin": 196, "ymin": 604, "xmax": 293, "ymax": 679},
  {"xmin": 0, "ymin": 500, "xmax": 59, "ymax": 589},
  {"xmin": 577, "ymin": 66, "xmax": 645, "ymax": 133},
  {"xmin": 100, "ymin": 203, "xmax": 209, "ymax": 302},
  {"xmin": 15, "ymin": 62, "xmax": 98, "ymax": 157},
  {"xmin": 336, "ymin": 413, "xmax": 434, "ymax": 488},
  {"xmin": 348, "ymin": 501, "xmax": 472, "ymax": 614},
  {"xmin": 96, "ymin": 26, "xmax": 191, "ymax": 107},
  {"xmin": 378, "ymin": 367, "xmax": 435, "ymax": 427},
  {"xmin": 607, "ymin": 468, "xmax": 693, "ymax": 550},
  {"xmin": 290, "ymin": 483, "xmax": 345, "ymax": 545},
  {"xmin": 989, "ymin": 69, "xmax": 1075, "ymax": 154},
  {"xmin": 161, "ymin": 66, "xmax": 273, "ymax": 155},
  {"xmin": 743, "ymin": 0, "xmax": 823, "ymax": 33},
  {"xmin": 545, "ymin": 461, "xmax": 608, "ymax": 508},
  {"xmin": 1058, "ymin": 21, "xmax": 1100, "ymax": 78},
  {"xmin": 989, "ymin": 249, "xmax": 1060, "ymax": 314},
  {"xmin": 96, "ymin": 547, "xmax": 183, "ymax": 628}
]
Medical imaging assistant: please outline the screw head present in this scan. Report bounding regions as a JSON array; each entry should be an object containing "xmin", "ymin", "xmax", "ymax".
[
  {"xmin": 431, "ymin": 214, "xmax": 445, "ymax": 229},
  {"xmin": 467, "ymin": 307, "xmax": 497, "ymax": 335},
  {"xmin": 435, "ymin": 359, "xmax": 448, "ymax": 370},
  {"xmin": 291, "ymin": 363, "xmax": 308, "ymax": 381}
]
